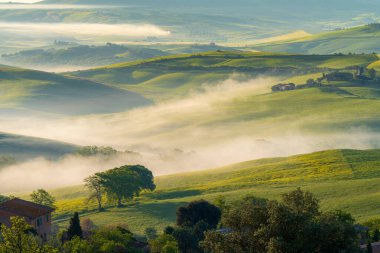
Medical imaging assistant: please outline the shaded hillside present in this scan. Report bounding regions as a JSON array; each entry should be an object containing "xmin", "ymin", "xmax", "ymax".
[
  {"xmin": 50, "ymin": 149, "xmax": 380, "ymax": 234},
  {"xmin": 253, "ymin": 24, "xmax": 380, "ymax": 54},
  {"xmin": 0, "ymin": 132, "xmax": 77, "ymax": 160},
  {"xmin": 0, "ymin": 66, "xmax": 152, "ymax": 115}
]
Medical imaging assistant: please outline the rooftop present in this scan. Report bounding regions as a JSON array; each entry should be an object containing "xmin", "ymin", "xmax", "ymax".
[{"xmin": 0, "ymin": 198, "xmax": 54, "ymax": 220}]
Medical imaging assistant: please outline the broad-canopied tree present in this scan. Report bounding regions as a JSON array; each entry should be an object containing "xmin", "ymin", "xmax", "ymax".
[
  {"xmin": 176, "ymin": 200, "xmax": 221, "ymax": 229},
  {"xmin": 97, "ymin": 165, "xmax": 155, "ymax": 207}
]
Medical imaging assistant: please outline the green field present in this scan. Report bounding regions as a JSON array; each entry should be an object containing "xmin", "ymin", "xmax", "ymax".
[
  {"xmin": 71, "ymin": 51, "xmax": 378, "ymax": 101},
  {"xmin": 48, "ymin": 149, "xmax": 380, "ymax": 235},
  {"xmin": 253, "ymin": 24, "xmax": 380, "ymax": 54},
  {"xmin": 0, "ymin": 66, "xmax": 151, "ymax": 115}
]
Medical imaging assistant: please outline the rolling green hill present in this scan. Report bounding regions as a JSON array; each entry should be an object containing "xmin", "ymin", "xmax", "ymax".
[
  {"xmin": 49, "ymin": 149, "xmax": 380, "ymax": 235},
  {"xmin": 0, "ymin": 66, "xmax": 152, "ymax": 115},
  {"xmin": 253, "ymin": 24, "xmax": 380, "ymax": 54},
  {"xmin": 0, "ymin": 132, "xmax": 78, "ymax": 160},
  {"xmin": 70, "ymin": 51, "xmax": 378, "ymax": 101},
  {"xmin": 0, "ymin": 43, "xmax": 235, "ymax": 72},
  {"xmin": 0, "ymin": 44, "xmax": 168, "ymax": 71}
]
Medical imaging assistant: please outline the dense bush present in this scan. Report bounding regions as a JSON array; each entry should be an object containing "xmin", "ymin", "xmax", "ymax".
[{"xmin": 202, "ymin": 188, "xmax": 360, "ymax": 253}]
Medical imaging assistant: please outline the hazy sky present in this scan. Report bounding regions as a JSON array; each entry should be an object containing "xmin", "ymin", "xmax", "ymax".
[{"xmin": 0, "ymin": 0, "xmax": 40, "ymax": 2}]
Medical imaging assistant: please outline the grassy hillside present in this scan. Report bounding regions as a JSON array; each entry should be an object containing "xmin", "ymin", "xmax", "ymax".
[
  {"xmin": 0, "ymin": 66, "xmax": 152, "ymax": 115},
  {"xmin": 71, "ymin": 51, "xmax": 378, "ymax": 101},
  {"xmin": 0, "ymin": 132, "xmax": 77, "ymax": 160},
  {"xmin": 0, "ymin": 44, "xmax": 168, "ymax": 71},
  {"xmin": 253, "ymin": 24, "xmax": 380, "ymax": 54},
  {"xmin": 0, "ymin": 43, "xmax": 236, "ymax": 72},
  {"xmin": 50, "ymin": 149, "xmax": 380, "ymax": 235}
]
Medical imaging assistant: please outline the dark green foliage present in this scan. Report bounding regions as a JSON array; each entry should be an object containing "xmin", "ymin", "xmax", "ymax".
[
  {"xmin": 373, "ymin": 228, "xmax": 380, "ymax": 242},
  {"xmin": 150, "ymin": 234, "xmax": 180, "ymax": 253},
  {"xmin": 67, "ymin": 212, "xmax": 83, "ymax": 240},
  {"xmin": 172, "ymin": 227, "xmax": 199, "ymax": 253},
  {"xmin": 326, "ymin": 72, "xmax": 355, "ymax": 82},
  {"xmin": 202, "ymin": 189, "xmax": 360, "ymax": 253},
  {"xmin": 164, "ymin": 226, "xmax": 175, "ymax": 235},
  {"xmin": 369, "ymin": 69, "xmax": 377, "ymax": 80},
  {"xmin": 145, "ymin": 227, "xmax": 158, "ymax": 240},
  {"xmin": 62, "ymin": 226, "xmax": 141, "ymax": 253},
  {"xmin": 76, "ymin": 146, "xmax": 118, "ymax": 157},
  {"xmin": 272, "ymin": 83, "xmax": 296, "ymax": 92},
  {"xmin": 176, "ymin": 200, "xmax": 221, "ymax": 229},
  {"xmin": 98, "ymin": 165, "xmax": 155, "ymax": 207},
  {"xmin": 30, "ymin": 189, "xmax": 56, "ymax": 208},
  {"xmin": 84, "ymin": 174, "xmax": 104, "ymax": 212},
  {"xmin": 367, "ymin": 241, "xmax": 373, "ymax": 253},
  {"xmin": 0, "ymin": 195, "xmax": 10, "ymax": 204},
  {"xmin": 193, "ymin": 221, "xmax": 212, "ymax": 242}
]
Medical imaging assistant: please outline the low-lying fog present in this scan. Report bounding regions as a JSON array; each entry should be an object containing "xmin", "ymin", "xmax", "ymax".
[
  {"xmin": 0, "ymin": 23, "xmax": 171, "ymax": 38},
  {"xmin": 1, "ymin": 76, "xmax": 380, "ymax": 192}
]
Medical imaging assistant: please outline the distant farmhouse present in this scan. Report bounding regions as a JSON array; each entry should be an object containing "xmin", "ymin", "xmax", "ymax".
[{"xmin": 0, "ymin": 198, "xmax": 54, "ymax": 239}]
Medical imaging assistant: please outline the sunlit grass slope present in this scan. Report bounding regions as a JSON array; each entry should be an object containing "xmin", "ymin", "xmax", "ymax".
[
  {"xmin": 253, "ymin": 24, "xmax": 380, "ymax": 54},
  {"xmin": 70, "ymin": 51, "xmax": 378, "ymax": 101},
  {"xmin": 51, "ymin": 149, "xmax": 380, "ymax": 235},
  {"xmin": 0, "ymin": 66, "xmax": 151, "ymax": 115}
]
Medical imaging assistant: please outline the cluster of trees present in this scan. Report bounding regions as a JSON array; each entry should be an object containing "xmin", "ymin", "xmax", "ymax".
[
  {"xmin": 148, "ymin": 189, "xmax": 362, "ymax": 253},
  {"xmin": 85, "ymin": 165, "xmax": 156, "ymax": 210},
  {"xmin": 75, "ymin": 146, "xmax": 119, "ymax": 157},
  {"xmin": 273, "ymin": 67, "xmax": 378, "ymax": 93},
  {"xmin": 271, "ymin": 83, "xmax": 296, "ymax": 92},
  {"xmin": 0, "ymin": 187, "xmax": 367, "ymax": 253},
  {"xmin": 202, "ymin": 189, "xmax": 360, "ymax": 253},
  {"xmin": 149, "ymin": 200, "xmax": 221, "ymax": 253},
  {"xmin": 314, "ymin": 68, "xmax": 376, "ymax": 85},
  {"xmin": 30, "ymin": 189, "xmax": 56, "ymax": 208},
  {"xmin": 0, "ymin": 215, "xmax": 147, "ymax": 253}
]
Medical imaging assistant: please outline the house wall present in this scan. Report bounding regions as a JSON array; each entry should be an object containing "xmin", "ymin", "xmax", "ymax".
[{"xmin": 30, "ymin": 213, "xmax": 52, "ymax": 239}]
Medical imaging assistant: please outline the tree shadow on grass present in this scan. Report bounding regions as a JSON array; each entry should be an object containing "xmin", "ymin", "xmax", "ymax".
[
  {"xmin": 145, "ymin": 189, "xmax": 202, "ymax": 200},
  {"xmin": 131, "ymin": 201, "xmax": 188, "ymax": 222}
]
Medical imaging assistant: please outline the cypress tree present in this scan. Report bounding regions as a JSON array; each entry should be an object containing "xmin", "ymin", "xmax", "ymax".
[
  {"xmin": 373, "ymin": 228, "xmax": 380, "ymax": 242},
  {"xmin": 67, "ymin": 212, "xmax": 83, "ymax": 240}
]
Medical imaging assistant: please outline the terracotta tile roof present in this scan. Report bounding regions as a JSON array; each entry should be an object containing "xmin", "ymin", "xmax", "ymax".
[{"xmin": 0, "ymin": 198, "xmax": 54, "ymax": 220}]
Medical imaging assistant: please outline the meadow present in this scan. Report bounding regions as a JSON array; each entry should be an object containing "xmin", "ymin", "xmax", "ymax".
[
  {"xmin": 71, "ymin": 51, "xmax": 378, "ymax": 101},
  {"xmin": 48, "ymin": 149, "xmax": 380, "ymax": 235},
  {"xmin": 253, "ymin": 24, "xmax": 380, "ymax": 54}
]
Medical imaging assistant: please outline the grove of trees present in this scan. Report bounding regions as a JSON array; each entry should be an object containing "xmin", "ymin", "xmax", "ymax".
[
  {"xmin": 0, "ymin": 186, "xmax": 367, "ymax": 253},
  {"xmin": 85, "ymin": 165, "xmax": 156, "ymax": 209},
  {"xmin": 202, "ymin": 188, "xmax": 360, "ymax": 253}
]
